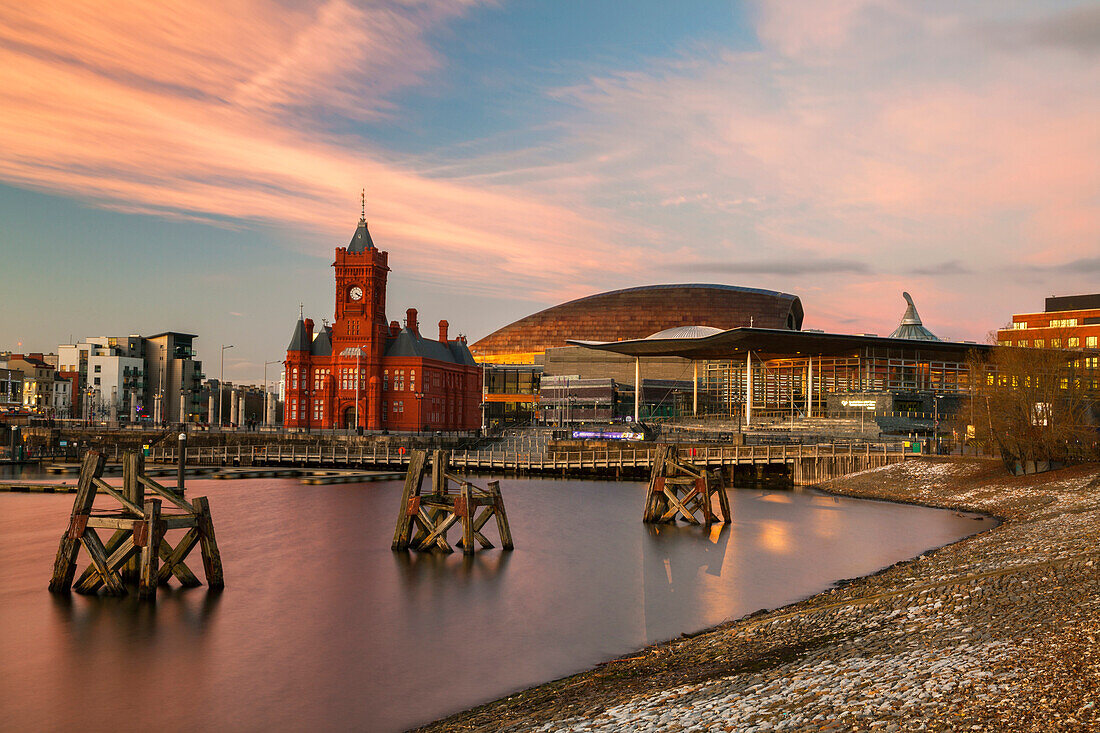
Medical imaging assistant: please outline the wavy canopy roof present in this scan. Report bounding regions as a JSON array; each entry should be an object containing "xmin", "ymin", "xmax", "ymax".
[{"xmin": 470, "ymin": 284, "xmax": 803, "ymax": 363}]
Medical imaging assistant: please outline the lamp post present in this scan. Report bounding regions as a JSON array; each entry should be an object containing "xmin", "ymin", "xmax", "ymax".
[
  {"xmin": 220, "ymin": 344, "xmax": 234, "ymax": 429},
  {"xmin": 263, "ymin": 359, "xmax": 281, "ymax": 429}
]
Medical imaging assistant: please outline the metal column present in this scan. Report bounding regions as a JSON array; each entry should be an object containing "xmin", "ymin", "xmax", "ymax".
[
  {"xmin": 806, "ymin": 356, "xmax": 813, "ymax": 418},
  {"xmin": 744, "ymin": 351, "xmax": 753, "ymax": 426},
  {"xmin": 692, "ymin": 361, "xmax": 698, "ymax": 416}
]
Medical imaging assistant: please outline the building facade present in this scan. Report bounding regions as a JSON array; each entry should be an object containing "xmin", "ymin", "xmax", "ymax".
[
  {"xmin": 283, "ymin": 212, "xmax": 480, "ymax": 432},
  {"xmin": 60, "ymin": 333, "xmax": 202, "ymax": 423},
  {"xmin": 0, "ymin": 367, "xmax": 23, "ymax": 412},
  {"xmin": 3, "ymin": 354, "xmax": 70, "ymax": 417},
  {"xmin": 996, "ymin": 294, "xmax": 1100, "ymax": 351},
  {"xmin": 143, "ymin": 332, "xmax": 204, "ymax": 424}
]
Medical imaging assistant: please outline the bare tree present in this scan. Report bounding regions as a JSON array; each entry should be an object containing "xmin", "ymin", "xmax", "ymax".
[{"xmin": 965, "ymin": 336, "xmax": 1099, "ymax": 465}]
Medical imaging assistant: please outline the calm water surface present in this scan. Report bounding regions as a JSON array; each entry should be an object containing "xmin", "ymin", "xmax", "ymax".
[{"xmin": 0, "ymin": 473, "xmax": 991, "ymax": 732}]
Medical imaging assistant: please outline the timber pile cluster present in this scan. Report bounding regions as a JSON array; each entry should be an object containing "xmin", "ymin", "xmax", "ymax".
[
  {"xmin": 392, "ymin": 449, "xmax": 513, "ymax": 555},
  {"xmin": 47, "ymin": 450, "xmax": 223, "ymax": 599},
  {"xmin": 417, "ymin": 458, "xmax": 1100, "ymax": 732}
]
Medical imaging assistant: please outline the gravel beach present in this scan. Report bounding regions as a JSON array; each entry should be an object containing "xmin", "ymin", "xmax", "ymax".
[{"xmin": 416, "ymin": 457, "xmax": 1100, "ymax": 732}]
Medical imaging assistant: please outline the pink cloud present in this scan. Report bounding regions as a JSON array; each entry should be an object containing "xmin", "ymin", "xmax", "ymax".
[
  {"xmin": 0, "ymin": 0, "xmax": 641, "ymax": 306},
  {"xmin": 542, "ymin": 1, "xmax": 1100, "ymax": 339}
]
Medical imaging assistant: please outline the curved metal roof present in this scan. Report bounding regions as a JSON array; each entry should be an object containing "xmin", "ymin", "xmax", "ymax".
[
  {"xmin": 471, "ymin": 283, "xmax": 804, "ymax": 361},
  {"xmin": 646, "ymin": 325, "xmax": 723, "ymax": 340}
]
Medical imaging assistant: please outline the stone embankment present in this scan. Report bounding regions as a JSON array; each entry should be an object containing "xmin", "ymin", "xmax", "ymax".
[{"xmin": 418, "ymin": 458, "xmax": 1100, "ymax": 732}]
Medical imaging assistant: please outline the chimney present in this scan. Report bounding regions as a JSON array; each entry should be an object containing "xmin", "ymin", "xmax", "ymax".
[
  {"xmin": 406, "ymin": 308, "xmax": 418, "ymax": 336},
  {"xmin": 304, "ymin": 318, "xmax": 314, "ymax": 342},
  {"xmin": 438, "ymin": 320, "xmax": 449, "ymax": 342},
  {"xmin": 389, "ymin": 320, "xmax": 400, "ymax": 337}
]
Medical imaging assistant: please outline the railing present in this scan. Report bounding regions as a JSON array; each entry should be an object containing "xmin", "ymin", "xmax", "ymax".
[{"xmin": 148, "ymin": 441, "xmax": 913, "ymax": 472}]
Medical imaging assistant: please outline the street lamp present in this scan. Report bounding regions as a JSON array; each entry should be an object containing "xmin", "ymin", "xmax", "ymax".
[
  {"xmin": 220, "ymin": 344, "xmax": 234, "ymax": 429},
  {"xmin": 263, "ymin": 359, "xmax": 281, "ymax": 429}
]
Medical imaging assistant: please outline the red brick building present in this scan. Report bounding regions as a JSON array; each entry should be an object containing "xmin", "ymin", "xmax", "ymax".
[
  {"xmin": 996, "ymin": 294, "xmax": 1100, "ymax": 351},
  {"xmin": 283, "ymin": 212, "xmax": 481, "ymax": 432}
]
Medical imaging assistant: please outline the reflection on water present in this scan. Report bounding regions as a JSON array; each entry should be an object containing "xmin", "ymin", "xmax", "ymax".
[{"xmin": 0, "ymin": 476, "xmax": 992, "ymax": 733}]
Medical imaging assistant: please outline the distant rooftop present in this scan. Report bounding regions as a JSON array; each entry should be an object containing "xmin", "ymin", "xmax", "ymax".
[{"xmin": 1045, "ymin": 293, "xmax": 1100, "ymax": 313}]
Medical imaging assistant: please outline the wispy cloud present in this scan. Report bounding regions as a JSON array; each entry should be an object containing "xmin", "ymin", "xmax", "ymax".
[
  {"xmin": 907, "ymin": 260, "xmax": 973, "ymax": 277},
  {"xmin": 0, "ymin": 0, "xmax": 642, "ymax": 304},
  {"xmin": 532, "ymin": 0, "xmax": 1100, "ymax": 338},
  {"xmin": 677, "ymin": 258, "xmax": 871, "ymax": 276}
]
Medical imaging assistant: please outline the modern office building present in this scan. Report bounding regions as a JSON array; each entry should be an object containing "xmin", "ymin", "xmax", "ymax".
[
  {"xmin": 567, "ymin": 294, "xmax": 986, "ymax": 425},
  {"xmin": 60, "ymin": 333, "xmax": 202, "ymax": 423},
  {"xmin": 144, "ymin": 332, "xmax": 204, "ymax": 424},
  {"xmin": 283, "ymin": 206, "xmax": 481, "ymax": 432},
  {"xmin": 996, "ymin": 294, "xmax": 1100, "ymax": 351}
]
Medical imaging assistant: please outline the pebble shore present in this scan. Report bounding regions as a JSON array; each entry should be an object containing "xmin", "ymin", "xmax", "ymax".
[{"xmin": 417, "ymin": 458, "xmax": 1100, "ymax": 732}]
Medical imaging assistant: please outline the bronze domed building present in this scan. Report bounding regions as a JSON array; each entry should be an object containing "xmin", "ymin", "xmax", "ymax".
[{"xmin": 471, "ymin": 284, "xmax": 804, "ymax": 364}]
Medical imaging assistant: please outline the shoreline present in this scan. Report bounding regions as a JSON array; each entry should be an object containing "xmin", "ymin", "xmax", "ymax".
[{"xmin": 415, "ymin": 457, "xmax": 1100, "ymax": 732}]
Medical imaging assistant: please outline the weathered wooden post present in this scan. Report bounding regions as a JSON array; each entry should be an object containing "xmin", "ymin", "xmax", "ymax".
[
  {"xmin": 48, "ymin": 451, "xmax": 105, "ymax": 593},
  {"xmin": 193, "ymin": 496, "xmax": 224, "ymax": 589},
  {"xmin": 122, "ymin": 451, "xmax": 144, "ymax": 583},
  {"xmin": 138, "ymin": 498, "xmax": 162, "ymax": 599}
]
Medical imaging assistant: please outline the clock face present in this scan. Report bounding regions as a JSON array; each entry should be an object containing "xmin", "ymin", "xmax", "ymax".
[{"xmin": 349, "ymin": 286, "xmax": 363, "ymax": 301}]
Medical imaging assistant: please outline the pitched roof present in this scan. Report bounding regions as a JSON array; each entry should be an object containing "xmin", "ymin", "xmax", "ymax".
[
  {"xmin": 311, "ymin": 327, "xmax": 333, "ymax": 356},
  {"xmin": 347, "ymin": 218, "xmax": 375, "ymax": 253},
  {"xmin": 447, "ymin": 340, "xmax": 478, "ymax": 366},
  {"xmin": 386, "ymin": 328, "xmax": 471, "ymax": 365},
  {"xmin": 287, "ymin": 319, "xmax": 310, "ymax": 352}
]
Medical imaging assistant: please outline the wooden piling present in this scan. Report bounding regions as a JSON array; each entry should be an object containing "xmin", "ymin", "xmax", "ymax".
[
  {"xmin": 48, "ymin": 451, "xmax": 105, "ymax": 593},
  {"xmin": 138, "ymin": 499, "xmax": 162, "ymax": 599},
  {"xmin": 392, "ymin": 450, "xmax": 513, "ymax": 554},
  {"xmin": 46, "ymin": 449, "xmax": 225, "ymax": 598},
  {"xmin": 192, "ymin": 496, "xmax": 224, "ymax": 589}
]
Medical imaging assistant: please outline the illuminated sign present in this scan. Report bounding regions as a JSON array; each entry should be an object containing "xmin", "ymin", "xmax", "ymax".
[
  {"xmin": 571, "ymin": 430, "xmax": 644, "ymax": 441},
  {"xmin": 840, "ymin": 399, "xmax": 877, "ymax": 409}
]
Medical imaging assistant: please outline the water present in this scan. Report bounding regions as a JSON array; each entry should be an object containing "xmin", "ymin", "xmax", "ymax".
[{"xmin": 0, "ymin": 474, "xmax": 991, "ymax": 732}]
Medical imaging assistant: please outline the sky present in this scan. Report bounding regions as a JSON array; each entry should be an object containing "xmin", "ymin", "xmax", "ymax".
[{"xmin": 1, "ymin": 0, "xmax": 1098, "ymax": 383}]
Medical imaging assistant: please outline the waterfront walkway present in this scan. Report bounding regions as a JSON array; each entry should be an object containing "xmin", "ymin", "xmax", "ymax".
[
  {"xmin": 149, "ymin": 441, "xmax": 913, "ymax": 485},
  {"xmin": 419, "ymin": 458, "xmax": 1100, "ymax": 732}
]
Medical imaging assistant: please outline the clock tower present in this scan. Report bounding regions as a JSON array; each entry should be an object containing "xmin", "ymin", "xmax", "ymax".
[
  {"xmin": 284, "ymin": 196, "xmax": 481, "ymax": 433},
  {"xmin": 332, "ymin": 202, "xmax": 390, "ymax": 352}
]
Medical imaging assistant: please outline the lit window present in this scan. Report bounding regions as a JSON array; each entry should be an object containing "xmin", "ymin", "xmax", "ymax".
[
  {"xmin": 1034, "ymin": 339, "xmax": 1045, "ymax": 348},
  {"xmin": 1018, "ymin": 340, "xmax": 1028, "ymax": 347},
  {"xmin": 1068, "ymin": 337, "xmax": 1080, "ymax": 348},
  {"xmin": 1051, "ymin": 338, "xmax": 1061, "ymax": 348},
  {"xmin": 1087, "ymin": 336, "xmax": 1098, "ymax": 348}
]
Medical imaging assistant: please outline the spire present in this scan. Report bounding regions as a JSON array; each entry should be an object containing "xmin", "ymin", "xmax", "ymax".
[
  {"xmin": 287, "ymin": 314, "xmax": 310, "ymax": 352},
  {"xmin": 347, "ymin": 191, "xmax": 375, "ymax": 253},
  {"xmin": 889, "ymin": 292, "xmax": 940, "ymax": 341}
]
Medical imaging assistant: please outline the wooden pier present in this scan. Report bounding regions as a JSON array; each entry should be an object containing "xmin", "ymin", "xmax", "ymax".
[
  {"xmin": 643, "ymin": 445, "xmax": 731, "ymax": 525},
  {"xmin": 9, "ymin": 465, "xmax": 403, "ymax": 489},
  {"xmin": 143, "ymin": 441, "xmax": 913, "ymax": 485},
  {"xmin": 392, "ymin": 450, "xmax": 513, "ymax": 555},
  {"xmin": 46, "ymin": 450, "xmax": 224, "ymax": 599}
]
